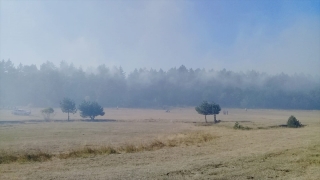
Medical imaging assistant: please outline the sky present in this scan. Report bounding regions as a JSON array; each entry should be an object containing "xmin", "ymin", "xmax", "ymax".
[{"xmin": 1, "ymin": 0, "xmax": 320, "ymax": 75}]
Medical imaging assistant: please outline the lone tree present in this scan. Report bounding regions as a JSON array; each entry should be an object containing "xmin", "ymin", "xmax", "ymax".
[
  {"xmin": 60, "ymin": 98, "xmax": 77, "ymax": 121},
  {"xmin": 195, "ymin": 101, "xmax": 221, "ymax": 123},
  {"xmin": 78, "ymin": 101, "xmax": 105, "ymax": 120},
  {"xmin": 41, "ymin": 107, "xmax": 54, "ymax": 121}
]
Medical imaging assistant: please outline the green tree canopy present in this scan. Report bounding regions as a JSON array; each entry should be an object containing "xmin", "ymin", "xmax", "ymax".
[
  {"xmin": 60, "ymin": 98, "xmax": 77, "ymax": 121},
  {"xmin": 1, "ymin": 60, "xmax": 319, "ymax": 110},
  {"xmin": 78, "ymin": 101, "xmax": 105, "ymax": 120},
  {"xmin": 41, "ymin": 107, "xmax": 54, "ymax": 121},
  {"xmin": 195, "ymin": 101, "xmax": 221, "ymax": 123}
]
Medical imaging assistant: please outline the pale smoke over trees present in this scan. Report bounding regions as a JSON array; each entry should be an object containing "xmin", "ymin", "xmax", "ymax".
[{"xmin": 0, "ymin": 60, "xmax": 319, "ymax": 109}]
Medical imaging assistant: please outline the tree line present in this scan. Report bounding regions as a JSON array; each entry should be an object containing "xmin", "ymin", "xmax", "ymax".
[{"xmin": 1, "ymin": 60, "xmax": 319, "ymax": 109}]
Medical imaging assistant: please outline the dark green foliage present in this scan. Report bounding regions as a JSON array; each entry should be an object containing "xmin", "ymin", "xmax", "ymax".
[
  {"xmin": 287, "ymin": 115, "xmax": 302, "ymax": 128},
  {"xmin": 233, "ymin": 122, "xmax": 242, "ymax": 129},
  {"xmin": 195, "ymin": 101, "xmax": 221, "ymax": 123},
  {"xmin": 233, "ymin": 122, "xmax": 252, "ymax": 130},
  {"xmin": 60, "ymin": 98, "xmax": 77, "ymax": 121},
  {"xmin": 41, "ymin": 107, "xmax": 54, "ymax": 120},
  {"xmin": 1, "ymin": 60, "xmax": 320, "ymax": 109},
  {"xmin": 78, "ymin": 101, "xmax": 105, "ymax": 120},
  {"xmin": 195, "ymin": 101, "xmax": 212, "ymax": 116},
  {"xmin": 41, "ymin": 107, "xmax": 54, "ymax": 114}
]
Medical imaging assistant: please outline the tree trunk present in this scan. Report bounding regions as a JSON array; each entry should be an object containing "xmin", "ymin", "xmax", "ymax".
[
  {"xmin": 205, "ymin": 115, "xmax": 207, "ymax": 123},
  {"xmin": 214, "ymin": 114, "xmax": 217, "ymax": 123}
]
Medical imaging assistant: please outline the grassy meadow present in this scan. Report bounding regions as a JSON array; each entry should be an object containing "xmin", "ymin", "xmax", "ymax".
[{"xmin": 0, "ymin": 107, "xmax": 319, "ymax": 179}]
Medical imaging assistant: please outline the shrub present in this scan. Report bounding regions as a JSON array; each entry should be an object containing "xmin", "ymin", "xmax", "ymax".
[
  {"xmin": 233, "ymin": 122, "xmax": 242, "ymax": 129},
  {"xmin": 287, "ymin": 115, "xmax": 302, "ymax": 128},
  {"xmin": 233, "ymin": 122, "xmax": 252, "ymax": 130}
]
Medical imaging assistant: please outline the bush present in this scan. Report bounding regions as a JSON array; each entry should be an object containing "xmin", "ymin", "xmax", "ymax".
[
  {"xmin": 233, "ymin": 122, "xmax": 242, "ymax": 129},
  {"xmin": 233, "ymin": 122, "xmax": 252, "ymax": 130},
  {"xmin": 287, "ymin": 115, "xmax": 302, "ymax": 128}
]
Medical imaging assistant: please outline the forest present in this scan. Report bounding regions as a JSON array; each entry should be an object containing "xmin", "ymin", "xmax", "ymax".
[{"xmin": 0, "ymin": 60, "xmax": 319, "ymax": 109}]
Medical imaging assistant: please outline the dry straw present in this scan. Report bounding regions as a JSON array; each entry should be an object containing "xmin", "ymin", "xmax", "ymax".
[{"xmin": 0, "ymin": 131, "xmax": 217, "ymax": 164}]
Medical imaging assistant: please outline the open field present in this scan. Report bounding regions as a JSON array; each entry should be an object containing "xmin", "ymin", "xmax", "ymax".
[{"xmin": 0, "ymin": 108, "xmax": 319, "ymax": 179}]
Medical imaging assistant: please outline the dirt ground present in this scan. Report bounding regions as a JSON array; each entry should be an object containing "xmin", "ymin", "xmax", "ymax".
[{"xmin": 0, "ymin": 108, "xmax": 319, "ymax": 179}]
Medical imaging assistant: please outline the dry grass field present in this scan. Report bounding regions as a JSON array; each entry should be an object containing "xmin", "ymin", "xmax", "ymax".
[{"xmin": 0, "ymin": 107, "xmax": 319, "ymax": 179}]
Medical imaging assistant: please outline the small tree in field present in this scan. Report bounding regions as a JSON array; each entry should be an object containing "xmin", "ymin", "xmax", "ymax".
[
  {"xmin": 78, "ymin": 101, "xmax": 105, "ymax": 120},
  {"xmin": 211, "ymin": 102, "xmax": 221, "ymax": 123},
  {"xmin": 195, "ymin": 101, "xmax": 211, "ymax": 123},
  {"xmin": 60, "ymin": 98, "xmax": 77, "ymax": 121},
  {"xmin": 41, "ymin": 107, "xmax": 54, "ymax": 121},
  {"xmin": 195, "ymin": 101, "xmax": 221, "ymax": 123}
]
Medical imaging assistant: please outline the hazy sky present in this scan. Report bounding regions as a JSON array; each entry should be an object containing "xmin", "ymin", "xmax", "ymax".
[{"xmin": 1, "ymin": 0, "xmax": 319, "ymax": 75}]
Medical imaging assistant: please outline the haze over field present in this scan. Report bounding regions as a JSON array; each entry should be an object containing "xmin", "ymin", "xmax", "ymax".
[
  {"xmin": 1, "ymin": 0, "xmax": 320, "ymax": 75},
  {"xmin": 1, "ymin": 2, "xmax": 320, "ymax": 179},
  {"xmin": 1, "ymin": 60, "xmax": 320, "ymax": 109}
]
